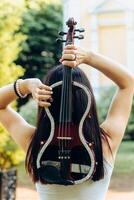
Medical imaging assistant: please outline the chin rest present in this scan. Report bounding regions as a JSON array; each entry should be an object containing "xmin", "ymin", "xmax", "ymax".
[{"xmin": 38, "ymin": 165, "xmax": 74, "ymax": 186}]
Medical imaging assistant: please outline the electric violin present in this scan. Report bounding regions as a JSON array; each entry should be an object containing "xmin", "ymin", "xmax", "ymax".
[{"xmin": 37, "ymin": 18, "xmax": 96, "ymax": 185}]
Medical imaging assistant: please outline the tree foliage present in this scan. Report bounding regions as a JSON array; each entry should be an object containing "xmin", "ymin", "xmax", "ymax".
[
  {"xmin": 0, "ymin": 1, "xmax": 25, "ymax": 169},
  {"xmin": 0, "ymin": 0, "xmax": 25, "ymax": 86},
  {"xmin": 19, "ymin": 99, "xmax": 37, "ymax": 126},
  {"xmin": 97, "ymin": 86, "xmax": 134, "ymax": 140},
  {"xmin": 16, "ymin": 0, "xmax": 63, "ymax": 80},
  {"xmin": 0, "ymin": 127, "xmax": 25, "ymax": 170}
]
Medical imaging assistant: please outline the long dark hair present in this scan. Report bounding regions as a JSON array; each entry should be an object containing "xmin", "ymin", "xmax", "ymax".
[{"xmin": 25, "ymin": 64, "xmax": 110, "ymax": 183}]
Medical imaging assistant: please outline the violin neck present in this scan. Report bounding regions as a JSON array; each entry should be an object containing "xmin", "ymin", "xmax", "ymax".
[{"xmin": 59, "ymin": 66, "xmax": 72, "ymax": 123}]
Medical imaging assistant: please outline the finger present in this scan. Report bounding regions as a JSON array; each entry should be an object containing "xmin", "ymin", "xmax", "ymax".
[
  {"xmin": 61, "ymin": 54, "xmax": 76, "ymax": 61},
  {"xmin": 34, "ymin": 92, "xmax": 50, "ymax": 100},
  {"xmin": 59, "ymin": 58, "xmax": 62, "ymax": 63},
  {"xmin": 37, "ymin": 89, "xmax": 53, "ymax": 95},
  {"xmin": 62, "ymin": 60, "xmax": 76, "ymax": 68},
  {"xmin": 64, "ymin": 45, "xmax": 77, "ymax": 50},
  {"xmin": 37, "ymin": 94, "xmax": 52, "ymax": 101},
  {"xmin": 38, "ymin": 101, "xmax": 51, "ymax": 107},
  {"xmin": 39, "ymin": 84, "xmax": 52, "ymax": 91},
  {"xmin": 63, "ymin": 50, "xmax": 77, "ymax": 55},
  {"xmin": 49, "ymin": 97, "xmax": 53, "ymax": 102}
]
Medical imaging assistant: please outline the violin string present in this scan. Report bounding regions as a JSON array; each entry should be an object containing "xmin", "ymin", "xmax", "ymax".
[
  {"xmin": 58, "ymin": 73, "xmax": 65, "ymax": 158},
  {"xmin": 68, "ymin": 73, "xmax": 71, "ymax": 153},
  {"xmin": 68, "ymin": 80, "xmax": 71, "ymax": 152},
  {"xmin": 65, "ymin": 69, "xmax": 68, "ymax": 153},
  {"xmin": 68, "ymin": 68, "xmax": 72, "ymax": 152},
  {"xmin": 67, "ymin": 72, "xmax": 71, "ymax": 153},
  {"xmin": 64, "ymin": 71, "xmax": 66, "ymax": 154},
  {"xmin": 61, "ymin": 85, "xmax": 63, "ymax": 156},
  {"xmin": 61, "ymin": 71, "xmax": 66, "ymax": 155},
  {"xmin": 58, "ymin": 92, "xmax": 62, "ymax": 158},
  {"xmin": 65, "ymin": 69, "xmax": 69, "ymax": 155},
  {"xmin": 64, "ymin": 67, "xmax": 68, "ymax": 155}
]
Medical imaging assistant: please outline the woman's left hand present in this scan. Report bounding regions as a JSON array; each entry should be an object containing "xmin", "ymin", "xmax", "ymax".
[{"xmin": 60, "ymin": 45, "xmax": 89, "ymax": 68}]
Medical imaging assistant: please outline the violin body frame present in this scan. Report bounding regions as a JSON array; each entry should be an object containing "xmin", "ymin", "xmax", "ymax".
[{"xmin": 36, "ymin": 81, "xmax": 96, "ymax": 185}]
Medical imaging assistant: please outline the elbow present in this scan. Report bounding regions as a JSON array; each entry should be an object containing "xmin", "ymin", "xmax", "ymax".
[
  {"xmin": 130, "ymin": 75, "xmax": 134, "ymax": 88},
  {"xmin": 120, "ymin": 74, "xmax": 134, "ymax": 93},
  {"xmin": 127, "ymin": 75, "xmax": 134, "ymax": 93},
  {"xmin": 0, "ymin": 105, "xmax": 8, "ymax": 110}
]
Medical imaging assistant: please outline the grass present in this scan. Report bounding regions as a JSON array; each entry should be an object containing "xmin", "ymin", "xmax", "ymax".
[
  {"xmin": 113, "ymin": 141, "xmax": 134, "ymax": 176},
  {"xmin": 17, "ymin": 160, "xmax": 34, "ymax": 188},
  {"xmin": 17, "ymin": 141, "xmax": 134, "ymax": 188}
]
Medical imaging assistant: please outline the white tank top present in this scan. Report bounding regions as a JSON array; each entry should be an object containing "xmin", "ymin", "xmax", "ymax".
[{"xmin": 35, "ymin": 159, "xmax": 113, "ymax": 200}]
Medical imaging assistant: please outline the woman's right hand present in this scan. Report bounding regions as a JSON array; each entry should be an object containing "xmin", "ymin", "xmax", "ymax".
[
  {"xmin": 26, "ymin": 78, "xmax": 53, "ymax": 108},
  {"xmin": 60, "ymin": 45, "xmax": 91, "ymax": 67}
]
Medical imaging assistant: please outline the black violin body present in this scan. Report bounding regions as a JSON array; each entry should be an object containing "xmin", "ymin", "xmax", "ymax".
[{"xmin": 36, "ymin": 18, "xmax": 96, "ymax": 185}]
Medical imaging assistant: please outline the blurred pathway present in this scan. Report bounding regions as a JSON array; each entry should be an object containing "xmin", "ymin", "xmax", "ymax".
[
  {"xmin": 16, "ymin": 187, "xmax": 134, "ymax": 200},
  {"xmin": 106, "ymin": 190, "xmax": 134, "ymax": 200},
  {"xmin": 16, "ymin": 187, "xmax": 38, "ymax": 200}
]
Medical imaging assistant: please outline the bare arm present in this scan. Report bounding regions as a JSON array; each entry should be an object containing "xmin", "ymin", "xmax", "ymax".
[
  {"xmin": 61, "ymin": 45, "xmax": 134, "ymax": 155},
  {"xmin": 0, "ymin": 79, "xmax": 53, "ymax": 152},
  {"xmin": 85, "ymin": 52, "xmax": 134, "ymax": 150},
  {"xmin": 85, "ymin": 52, "xmax": 134, "ymax": 90}
]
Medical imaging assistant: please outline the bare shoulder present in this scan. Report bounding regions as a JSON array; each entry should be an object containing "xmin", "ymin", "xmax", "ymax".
[
  {"xmin": 0, "ymin": 106, "xmax": 36, "ymax": 152},
  {"xmin": 100, "ymin": 124, "xmax": 117, "ymax": 164}
]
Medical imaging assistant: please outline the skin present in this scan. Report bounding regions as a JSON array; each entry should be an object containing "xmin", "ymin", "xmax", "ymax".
[{"xmin": 0, "ymin": 45, "xmax": 134, "ymax": 165}]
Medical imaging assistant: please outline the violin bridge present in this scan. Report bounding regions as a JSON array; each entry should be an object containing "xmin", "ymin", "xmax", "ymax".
[{"xmin": 57, "ymin": 136, "xmax": 72, "ymax": 140}]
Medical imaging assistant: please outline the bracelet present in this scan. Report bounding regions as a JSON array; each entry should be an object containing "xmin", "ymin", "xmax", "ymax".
[{"xmin": 14, "ymin": 79, "xmax": 27, "ymax": 98}]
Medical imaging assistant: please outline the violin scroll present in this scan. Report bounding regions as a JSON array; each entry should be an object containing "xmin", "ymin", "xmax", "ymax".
[
  {"xmin": 74, "ymin": 35, "xmax": 84, "ymax": 40},
  {"xmin": 75, "ymin": 28, "xmax": 85, "ymax": 33},
  {"xmin": 56, "ymin": 17, "xmax": 85, "ymax": 44}
]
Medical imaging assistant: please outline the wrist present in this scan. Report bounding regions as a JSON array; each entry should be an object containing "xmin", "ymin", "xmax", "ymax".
[
  {"xmin": 19, "ymin": 79, "xmax": 31, "ymax": 96},
  {"xmin": 84, "ymin": 51, "xmax": 94, "ymax": 66}
]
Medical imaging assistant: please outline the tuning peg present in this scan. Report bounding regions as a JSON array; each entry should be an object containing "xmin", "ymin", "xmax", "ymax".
[
  {"xmin": 74, "ymin": 35, "xmax": 84, "ymax": 40},
  {"xmin": 58, "ymin": 31, "xmax": 67, "ymax": 36},
  {"xmin": 75, "ymin": 28, "xmax": 85, "ymax": 33},
  {"xmin": 56, "ymin": 38, "xmax": 66, "ymax": 43}
]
